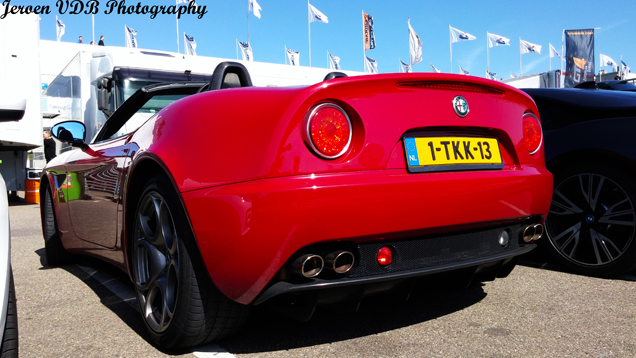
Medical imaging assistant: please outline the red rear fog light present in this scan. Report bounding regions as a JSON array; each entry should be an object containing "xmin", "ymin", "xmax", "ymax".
[
  {"xmin": 304, "ymin": 103, "xmax": 352, "ymax": 159},
  {"xmin": 377, "ymin": 246, "xmax": 392, "ymax": 266}
]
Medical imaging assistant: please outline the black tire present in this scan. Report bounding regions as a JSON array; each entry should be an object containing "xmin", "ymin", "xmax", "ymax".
[
  {"xmin": 545, "ymin": 162, "xmax": 636, "ymax": 277},
  {"xmin": 42, "ymin": 187, "xmax": 75, "ymax": 266},
  {"xmin": 1, "ymin": 269, "xmax": 18, "ymax": 358},
  {"xmin": 131, "ymin": 175, "xmax": 249, "ymax": 349}
]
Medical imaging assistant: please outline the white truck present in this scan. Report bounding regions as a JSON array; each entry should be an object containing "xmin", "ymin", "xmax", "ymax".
[
  {"xmin": 2, "ymin": 12, "xmax": 363, "ymax": 191},
  {"xmin": 0, "ymin": 6, "xmax": 43, "ymax": 194},
  {"xmin": 38, "ymin": 42, "xmax": 364, "ymax": 168}
]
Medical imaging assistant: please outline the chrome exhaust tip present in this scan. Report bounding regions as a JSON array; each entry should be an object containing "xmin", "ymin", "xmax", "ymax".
[
  {"xmin": 532, "ymin": 224, "xmax": 544, "ymax": 241},
  {"xmin": 522, "ymin": 225, "xmax": 535, "ymax": 243},
  {"xmin": 325, "ymin": 251, "xmax": 355, "ymax": 274},
  {"xmin": 292, "ymin": 254, "xmax": 324, "ymax": 278}
]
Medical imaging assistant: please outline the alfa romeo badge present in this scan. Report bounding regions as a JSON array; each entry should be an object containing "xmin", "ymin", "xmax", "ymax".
[{"xmin": 453, "ymin": 95, "xmax": 469, "ymax": 117}]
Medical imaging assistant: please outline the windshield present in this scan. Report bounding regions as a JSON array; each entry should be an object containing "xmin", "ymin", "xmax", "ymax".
[
  {"xmin": 108, "ymin": 92, "xmax": 196, "ymax": 140},
  {"xmin": 116, "ymin": 80, "xmax": 158, "ymax": 106},
  {"xmin": 116, "ymin": 80, "xmax": 195, "ymax": 113}
]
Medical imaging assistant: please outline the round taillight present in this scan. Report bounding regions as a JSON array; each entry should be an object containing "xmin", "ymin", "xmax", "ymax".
[
  {"xmin": 522, "ymin": 113, "xmax": 542, "ymax": 155},
  {"xmin": 377, "ymin": 247, "xmax": 392, "ymax": 266},
  {"xmin": 304, "ymin": 103, "xmax": 352, "ymax": 159}
]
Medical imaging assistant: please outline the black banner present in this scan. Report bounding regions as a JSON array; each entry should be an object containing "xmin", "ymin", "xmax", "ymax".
[{"xmin": 564, "ymin": 29, "xmax": 595, "ymax": 88}]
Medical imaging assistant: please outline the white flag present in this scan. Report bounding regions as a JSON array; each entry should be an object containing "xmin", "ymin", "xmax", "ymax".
[
  {"xmin": 308, "ymin": 4, "xmax": 328, "ymax": 23},
  {"xmin": 622, "ymin": 60, "xmax": 631, "ymax": 74},
  {"xmin": 487, "ymin": 33, "xmax": 510, "ymax": 48},
  {"xmin": 520, "ymin": 39, "xmax": 541, "ymax": 55},
  {"xmin": 177, "ymin": 0, "xmax": 197, "ymax": 11},
  {"xmin": 56, "ymin": 16, "xmax": 65, "ymax": 42},
  {"xmin": 238, "ymin": 41, "xmax": 253, "ymax": 61},
  {"xmin": 399, "ymin": 59, "xmax": 412, "ymax": 73},
  {"xmin": 599, "ymin": 54, "xmax": 617, "ymax": 68},
  {"xmin": 248, "ymin": 0, "xmax": 261, "ymax": 19},
  {"xmin": 184, "ymin": 33, "xmax": 197, "ymax": 56},
  {"xmin": 125, "ymin": 25, "xmax": 138, "ymax": 48},
  {"xmin": 430, "ymin": 63, "xmax": 441, "ymax": 73},
  {"xmin": 485, "ymin": 70, "xmax": 497, "ymax": 80},
  {"xmin": 408, "ymin": 19, "xmax": 422, "ymax": 65},
  {"xmin": 459, "ymin": 65, "xmax": 469, "ymax": 75},
  {"xmin": 549, "ymin": 43, "xmax": 561, "ymax": 59},
  {"xmin": 450, "ymin": 26, "xmax": 476, "ymax": 43},
  {"xmin": 286, "ymin": 48, "xmax": 299, "ymax": 66},
  {"xmin": 364, "ymin": 56, "xmax": 378, "ymax": 74},
  {"xmin": 510, "ymin": 72, "xmax": 517, "ymax": 78},
  {"xmin": 328, "ymin": 52, "xmax": 341, "ymax": 70}
]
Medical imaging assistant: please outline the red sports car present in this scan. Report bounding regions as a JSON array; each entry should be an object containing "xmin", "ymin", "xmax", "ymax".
[{"xmin": 40, "ymin": 62, "xmax": 552, "ymax": 349}]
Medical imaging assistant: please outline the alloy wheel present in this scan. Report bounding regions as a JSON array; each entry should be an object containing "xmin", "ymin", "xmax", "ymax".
[
  {"xmin": 546, "ymin": 173, "xmax": 636, "ymax": 267},
  {"xmin": 133, "ymin": 191, "xmax": 179, "ymax": 333}
]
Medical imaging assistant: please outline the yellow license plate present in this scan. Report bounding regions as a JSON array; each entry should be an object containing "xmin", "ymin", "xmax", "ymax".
[{"xmin": 404, "ymin": 136, "xmax": 503, "ymax": 172}]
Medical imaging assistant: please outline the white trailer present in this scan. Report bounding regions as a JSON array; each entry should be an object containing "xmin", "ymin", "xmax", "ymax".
[
  {"xmin": 37, "ymin": 42, "xmax": 364, "ymax": 168},
  {"xmin": 0, "ymin": 6, "xmax": 43, "ymax": 193}
]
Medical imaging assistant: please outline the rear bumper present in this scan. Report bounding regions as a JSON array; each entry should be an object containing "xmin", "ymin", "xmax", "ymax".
[
  {"xmin": 181, "ymin": 166, "xmax": 552, "ymax": 304},
  {"xmin": 254, "ymin": 237, "xmax": 535, "ymax": 305},
  {"xmin": 253, "ymin": 244, "xmax": 533, "ymax": 321}
]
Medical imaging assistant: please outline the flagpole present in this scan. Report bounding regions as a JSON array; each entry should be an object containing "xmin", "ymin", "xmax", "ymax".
[
  {"xmin": 449, "ymin": 25, "xmax": 453, "ymax": 74},
  {"xmin": 176, "ymin": 1, "xmax": 181, "ymax": 54},
  {"xmin": 561, "ymin": 30, "xmax": 564, "ymax": 87},
  {"xmin": 486, "ymin": 32, "xmax": 490, "ymax": 74},
  {"xmin": 176, "ymin": 15, "xmax": 180, "ymax": 53},
  {"xmin": 308, "ymin": 0, "xmax": 312, "ymax": 67},
  {"xmin": 362, "ymin": 10, "xmax": 365, "ymax": 72},
  {"xmin": 519, "ymin": 37, "xmax": 522, "ymax": 76},
  {"xmin": 247, "ymin": 0, "xmax": 250, "ymax": 44},
  {"xmin": 92, "ymin": 14, "xmax": 95, "ymax": 44},
  {"xmin": 408, "ymin": 18, "xmax": 411, "ymax": 68}
]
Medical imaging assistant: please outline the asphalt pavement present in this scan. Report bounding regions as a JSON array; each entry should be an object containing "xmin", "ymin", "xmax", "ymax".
[{"xmin": 8, "ymin": 201, "xmax": 636, "ymax": 358}]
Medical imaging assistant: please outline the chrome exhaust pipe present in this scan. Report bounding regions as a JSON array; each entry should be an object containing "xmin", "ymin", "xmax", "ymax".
[
  {"xmin": 522, "ymin": 225, "xmax": 535, "ymax": 243},
  {"xmin": 324, "ymin": 251, "xmax": 355, "ymax": 274},
  {"xmin": 532, "ymin": 224, "xmax": 544, "ymax": 241},
  {"xmin": 292, "ymin": 254, "xmax": 324, "ymax": 278}
]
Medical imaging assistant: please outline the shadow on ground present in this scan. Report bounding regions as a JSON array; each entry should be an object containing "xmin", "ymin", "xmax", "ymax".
[
  {"xmin": 220, "ymin": 281, "xmax": 487, "ymax": 354},
  {"xmin": 33, "ymin": 247, "xmax": 488, "ymax": 355},
  {"xmin": 33, "ymin": 249, "xmax": 153, "ymax": 345}
]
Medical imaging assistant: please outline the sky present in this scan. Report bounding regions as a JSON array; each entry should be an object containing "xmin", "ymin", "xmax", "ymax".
[{"xmin": 33, "ymin": 0, "xmax": 636, "ymax": 78}]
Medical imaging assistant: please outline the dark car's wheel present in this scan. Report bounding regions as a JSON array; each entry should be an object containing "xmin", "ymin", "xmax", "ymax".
[
  {"xmin": 43, "ymin": 187, "xmax": 75, "ymax": 266},
  {"xmin": 132, "ymin": 175, "xmax": 249, "ymax": 349},
  {"xmin": 1, "ymin": 269, "xmax": 18, "ymax": 358},
  {"xmin": 545, "ymin": 163, "xmax": 636, "ymax": 276}
]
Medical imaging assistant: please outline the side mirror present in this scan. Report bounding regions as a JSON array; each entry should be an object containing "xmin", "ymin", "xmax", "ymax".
[
  {"xmin": 96, "ymin": 77, "xmax": 112, "ymax": 117},
  {"xmin": 0, "ymin": 98, "xmax": 26, "ymax": 122},
  {"xmin": 51, "ymin": 121, "xmax": 86, "ymax": 147},
  {"xmin": 97, "ymin": 88, "xmax": 109, "ymax": 111},
  {"xmin": 97, "ymin": 77, "xmax": 109, "ymax": 89}
]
